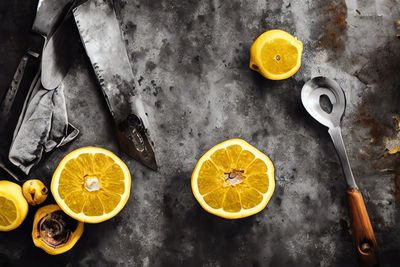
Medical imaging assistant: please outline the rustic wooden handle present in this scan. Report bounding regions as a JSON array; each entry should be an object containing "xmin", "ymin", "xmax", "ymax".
[{"xmin": 347, "ymin": 188, "xmax": 379, "ymax": 267}]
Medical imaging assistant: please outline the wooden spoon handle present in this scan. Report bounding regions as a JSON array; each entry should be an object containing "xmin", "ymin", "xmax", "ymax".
[{"xmin": 347, "ymin": 188, "xmax": 379, "ymax": 266}]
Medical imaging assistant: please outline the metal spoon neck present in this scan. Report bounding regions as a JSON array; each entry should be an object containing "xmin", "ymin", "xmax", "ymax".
[{"xmin": 328, "ymin": 126, "xmax": 358, "ymax": 190}]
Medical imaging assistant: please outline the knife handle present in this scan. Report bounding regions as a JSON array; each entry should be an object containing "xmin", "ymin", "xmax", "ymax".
[{"xmin": 347, "ymin": 188, "xmax": 378, "ymax": 267}]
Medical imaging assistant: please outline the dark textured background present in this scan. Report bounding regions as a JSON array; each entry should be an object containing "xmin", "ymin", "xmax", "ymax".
[{"xmin": 1, "ymin": 0, "xmax": 400, "ymax": 266}]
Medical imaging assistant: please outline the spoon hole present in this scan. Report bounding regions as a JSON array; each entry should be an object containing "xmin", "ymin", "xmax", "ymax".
[{"xmin": 319, "ymin": 94, "xmax": 333, "ymax": 114}]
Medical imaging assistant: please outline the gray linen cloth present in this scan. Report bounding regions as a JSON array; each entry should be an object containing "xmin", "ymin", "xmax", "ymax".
[
  {"xmin": 8, "ymin": 78, "xmax": 78, "ymax": 174},
  {"xmin": 6, "ymin": 11, "xmax": 80, "ymax": 175}
]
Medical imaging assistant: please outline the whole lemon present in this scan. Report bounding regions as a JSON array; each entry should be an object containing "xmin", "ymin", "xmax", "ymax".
[{"xmin": 250, "ymin": 29, "xmax": 303, "ymax": 80}]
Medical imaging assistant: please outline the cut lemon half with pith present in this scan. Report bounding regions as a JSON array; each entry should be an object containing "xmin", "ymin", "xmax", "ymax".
[
  {"xmin": 250, "ymin": 29, "xmax": 303, "ymax": 80},
  {"xmin": 0, "ymin": 180, "xmax": 29, "ymax": 231},
  {"xmin": 191, "ymin": 139, "xmax": 275, "ymax": 219},
  {"xmin": 51, "ymin": 147, "xmax": 131, "ymax": 223}
]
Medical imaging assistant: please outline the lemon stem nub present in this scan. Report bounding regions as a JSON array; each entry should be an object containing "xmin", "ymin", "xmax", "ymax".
[
  {"xmin": 84, "ymin": 176, "xmax": 100, "ymax": 192},
  {"xmin": 252, "ymin": 64, "xmax": 259, "ymax": 70},
  {"xmin": 276, "ymin": 55, "xmax": 280, "ymax": 61}
]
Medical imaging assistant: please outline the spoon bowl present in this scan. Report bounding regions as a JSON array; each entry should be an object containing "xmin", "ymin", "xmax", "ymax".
[{"xmin": 301, "ymin": 76, "xmax": 346, "ymax": 128}]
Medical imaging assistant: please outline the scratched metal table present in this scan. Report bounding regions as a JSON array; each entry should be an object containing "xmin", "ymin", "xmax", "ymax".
[{"xmin": 1, "ymin": 0, "xmax": 400, "ymax": 266}]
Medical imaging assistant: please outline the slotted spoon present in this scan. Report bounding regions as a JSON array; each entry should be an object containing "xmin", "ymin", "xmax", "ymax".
[{"xmin": 301, "ymin": 77, "xmax": 378, "ymax": 267}]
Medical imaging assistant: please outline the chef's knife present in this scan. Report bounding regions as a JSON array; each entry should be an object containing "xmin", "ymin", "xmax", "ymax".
[{"xmin": 73, "ymin": 0, "xmax": 157, "ymax": 170}]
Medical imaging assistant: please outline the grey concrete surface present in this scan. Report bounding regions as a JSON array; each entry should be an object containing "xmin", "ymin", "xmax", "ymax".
[{"xmin": 1, "ymin": 0, "xmax": 400, "ymax": 266}]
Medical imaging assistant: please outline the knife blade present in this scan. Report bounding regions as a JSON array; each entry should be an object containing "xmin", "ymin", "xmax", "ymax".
[
  {"xmin": 0, "ymin": 55, "xmax": 29, "ymax": 129},
  {"xmin": 0, "ymin": 52, "xmax": 40, "ymax": 181},
  {"xmin": 73, "ymin": 0, "xmax": 157, "ymax": 170},
  {"xmin": 0, "ymin": 52, "xmax": 40, "ymax": 142}
]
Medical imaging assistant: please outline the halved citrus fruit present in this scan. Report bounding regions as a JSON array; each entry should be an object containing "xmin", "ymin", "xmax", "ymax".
[
  {"xmin": 0, "ymin": 180, "xmax": 29, "ymax": 231},
  {"xmin": 250, "ymin": 29, "xmax": 303, "ymax": 80},
  {"xmin": 51, "ymin": 147, "xmax": 131, "ymax": 223},
  {"xmin": 191, "ymin": 139, "xmax": 275, "ymax": 219}
]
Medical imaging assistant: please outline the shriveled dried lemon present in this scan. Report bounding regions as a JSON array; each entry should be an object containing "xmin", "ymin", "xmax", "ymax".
[
  {"xmin": 250, "ymin": 29, "xmax": 303, "ymax": 80},
  {"xmin": 32, "ymin": 204, "xmax": 84, "ymax": 255},
  {"xmin": 0, "ymin": 180, "xmax": 29, "ymax": 231},
  {"xmin": 51, "ymin": 147, "xmax": 131, "ymax": 223},
  {"xmin": 22, "ymin": 179, "xmax": 48, "ymax": 206},
  {"xmin": 191, "ymin": 139, "xmax": 275, "ymax": 219}
]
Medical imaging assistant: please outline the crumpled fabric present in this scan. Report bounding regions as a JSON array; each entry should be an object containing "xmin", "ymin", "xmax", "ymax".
[{"xmin": 8, "ymin": 79, "xmax": 79, "ymax": 174}]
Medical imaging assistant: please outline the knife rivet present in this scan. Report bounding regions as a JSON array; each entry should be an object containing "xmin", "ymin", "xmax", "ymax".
[{"xmin": 360, "ymin": 242, "xmax": 371, "ymax": 253}]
